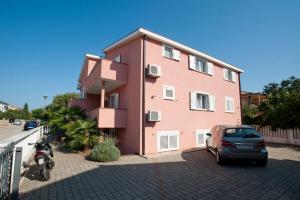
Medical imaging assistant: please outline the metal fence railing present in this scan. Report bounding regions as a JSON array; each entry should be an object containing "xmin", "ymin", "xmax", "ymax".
[{"xmin": 0, "ymin": 144, "xmax": 14, "ymax": 200}]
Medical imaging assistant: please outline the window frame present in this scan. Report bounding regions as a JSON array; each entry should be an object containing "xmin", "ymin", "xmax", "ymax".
[
  {"xmin": 224, "ymin": 68, "xmax": 236, "ymax": 82},
  {"xmin": 163, "ymin": 45, "xmax": 180, "ymax": 61},
  {"xmin": 195, "ymin": 129, "xmax": 210, "ymax": 147},
  {"xmin": 195, "ymin": 57, "xmax": 208, "ymax": 73},
  {"xmin": 157, "ymin": 131, "xmax": 180, "ymax": 152},
  {"xmin": 225, "ymin": 96, "xmax": 235, "ymax": 113},
  {"xmin": 195, "ymin": 91, "xmax": 209, "ymax": 111},
  {"xmin": 163, "ymin": 85, "xmax": 175, "ymax": 101}
]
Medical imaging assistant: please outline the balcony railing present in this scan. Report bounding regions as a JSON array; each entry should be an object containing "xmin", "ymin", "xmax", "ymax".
[
  {"xmin": 82, "ymin": 58, "xmax": 128, "ymax": 93},
  {"xmin": 88, "ymin": 108, "xmax": 127, "ymax": 128}
]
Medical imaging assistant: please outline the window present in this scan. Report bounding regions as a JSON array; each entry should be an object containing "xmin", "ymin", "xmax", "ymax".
[
  {"xmin": 190, "ymin": 91, "xmax": 215, "ymax": 111},
  {"xmin": 225, "ymin": 96, "xmax": 234, "ymax": 113},
  {"xmin": 195, "ymin": 129, "xmax": 210, "ymax": 147},
  {"xmin": 189, "ymin": 55, "xmax": 213, "ymax": 75},
  {"xmin": 163, "ymin": 85, "xmax": 175, "ymax": 100},
  {"xmin": 109, "ymin": 93, "xmax": 119, "ymax": 108},
  {"xmin": 157, "ymin": 131, "xmax": 179, "ymax": 152},
  {"xmin": 163, "ymin": 45, "xmax": 180, "ymax": 61},
  {"xmin": 195, "ymin": 57, "xmax": 207, "ymax": 73},
  {"xmin": 80, "ymin": 87, "xmax": 86, "ymax": 99},
  {"xmin": 223, "ymin": 68, "xmax": 236, "ymax": 82},
  {"xmin": 113, "ymin": 55, "xmax": 121, "ymax": 63}
]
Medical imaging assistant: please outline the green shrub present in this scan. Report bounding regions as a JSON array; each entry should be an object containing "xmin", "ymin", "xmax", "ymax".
[
  {"xmin": 88, "ymin": 135, "xmax": 99, "ymax": 148},
  {"xmin": 90, "ymin": 139, "xmax": 120, "ymax": 162}
]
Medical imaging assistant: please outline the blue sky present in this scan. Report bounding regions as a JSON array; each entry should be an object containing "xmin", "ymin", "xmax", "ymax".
[{"xmin": 0, "ymin": 0, "xmax": 299, "ymax": 110}]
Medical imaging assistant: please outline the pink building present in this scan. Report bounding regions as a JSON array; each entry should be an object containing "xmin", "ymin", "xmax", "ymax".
[{"xmin": 72, "ymin": 28, "xmax": 244, "ymax": 155}]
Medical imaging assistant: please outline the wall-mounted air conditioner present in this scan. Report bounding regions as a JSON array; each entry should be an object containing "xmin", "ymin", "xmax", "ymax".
[
  {"xmin": 146, "ymin": 64, "xmax": 161, "ymax": 77},
  {"xmin": 148, "ymin": 110, "xmax": 161, "ymax": 122}
]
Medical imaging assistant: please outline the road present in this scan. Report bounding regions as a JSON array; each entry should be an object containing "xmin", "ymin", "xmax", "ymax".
[{"xmin": 0, "ymin": 125, "xmax": 24, "ymax": 141}]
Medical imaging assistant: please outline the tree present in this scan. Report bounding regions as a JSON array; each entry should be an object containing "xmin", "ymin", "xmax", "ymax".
[
  {"xmin": 49, "ymin": 106, "xmax": 86, "ymax": 130},
  {"xmin": 31, "ymin": 108, "xmax": 44, "ymax": 120},
  {"xmin": 48, "ymin": 93, "xmax": 79, "ymax": 113},
  {"xmin": 260, "ymin": 76, "xmax": 300, "ymax": 129},
  {"xmin": 22, "ymin": 103, "xmax": 31, "ymax": 120},
  {"xmin": 65, "ymin": 119, "xmax": 98, "ymax": 150}
]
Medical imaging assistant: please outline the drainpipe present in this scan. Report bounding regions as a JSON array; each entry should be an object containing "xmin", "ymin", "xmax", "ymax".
[
  {"xmin": 141, "ymin": 35, "xmax": 147, "ymax": 155},
  {"xmin": 238, "ymin": 73, "xmax": 242, "ymax": 125}
]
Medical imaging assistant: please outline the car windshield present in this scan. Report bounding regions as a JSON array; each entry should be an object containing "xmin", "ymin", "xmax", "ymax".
[
  {"xmin": 224, "ymin": 128, "xmax": 261, "ymax": 138},
  {"xmin": 26, "ymin": 121, "xmax": 37, "ymax": 125}
]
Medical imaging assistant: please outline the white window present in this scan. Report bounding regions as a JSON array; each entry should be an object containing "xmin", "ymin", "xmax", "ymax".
[
  {"xmin": 113, "ymin": 55, "xmax": 121, "ymax": 63},
  {"xmin": 157, "ymin": 131, "xmax": 179, "ymax": 152},
  {"xmin": 189, "ymin": 55, "xmax": 214, "ymax": 75},
  {"xmin": 195, "ymin": 129, "xmax": 210, "ymax": 147},
  {"xmin": 190, "ymin": 91, "xmax": 215, "ymax": 111},
  {"xmin": 109, "ymin": 93, "xmax": 119, "ymax": 109},
  {"xmin": 163, "ymin": 45, "xmax": 180, "ymax": 61},
  {"xmin": 80, "ymin": 87, "xmax": 86, "ymax": 99},
  {"xmin": 163, "ymin": 85, "xmax": 175, "ymax": 100},
  {"xmin": 225, "ymin": 96, "xmax": 234, "ymax": 113},
  {"xmin": 223, "ymin": 68, "xmax": 236, "ymax": 82}
]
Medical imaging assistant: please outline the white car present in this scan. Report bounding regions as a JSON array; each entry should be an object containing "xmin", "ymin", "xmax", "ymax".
[{"xmin": 13, "ymin": 119, "xmax": 22, "ymax": 125}]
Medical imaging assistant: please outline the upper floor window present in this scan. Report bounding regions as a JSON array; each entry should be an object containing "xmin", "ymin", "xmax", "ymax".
[
  {"xmin": 190, "ymin": 91, "xmax": 215, "ymax": 111},
  {"xmin": 225, "ymin": 96, "xmax": 235, "ymax": 113},
  {"xmin": 163, "ymin": 45, "xmax": 180, "ymax": 61},
  {"xmin": 189, "ymin": 55, "xmax": 213, "ymax": 75},
  {"xmin": 223, "ymin": 68, "xmax": 236, "ymax": 82},
  {"xmin": 163, "ymin": 85, "xmax": 175, "ymax": 100},
  {"xmin": 113, "ymin": 55, "xmax": 121, "ymax": 63}
]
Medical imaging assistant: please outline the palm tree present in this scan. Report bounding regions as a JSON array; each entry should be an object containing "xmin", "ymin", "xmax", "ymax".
[
  {"xmin": 65, "ymin": 119, "xmax": 98, "ymax": 150},
  {"xmin": 49, "ymin": 106, "xmax": 86, "ymax": 130}
]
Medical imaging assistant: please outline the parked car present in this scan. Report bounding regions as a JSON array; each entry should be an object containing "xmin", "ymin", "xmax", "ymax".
[
  {"xmin": 206, "ymin": 125, "xmax": 268, "ymax": 166},
  {"xmin": 24, "ymin": 121, "xmax": 38, "ymax": 131},
  {"xmin": 13, "ymin": 119, "xmax": 22, "ymax": 125}
]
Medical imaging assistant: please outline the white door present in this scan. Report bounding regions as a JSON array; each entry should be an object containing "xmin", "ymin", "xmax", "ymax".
[{"xmin": 157, "ymin": 131, "xmax": 179, "ymax": 152}]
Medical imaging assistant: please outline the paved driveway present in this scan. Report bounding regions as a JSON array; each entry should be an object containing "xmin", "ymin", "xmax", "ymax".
[{"xmin": 20, "ymin": 145, "xmax": 300, "ymax": 200}]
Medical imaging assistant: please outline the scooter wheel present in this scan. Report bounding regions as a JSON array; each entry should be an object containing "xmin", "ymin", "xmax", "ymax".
[{"xmin": 41, "ymin": 169, "xmax": 50, "ymax": 181}]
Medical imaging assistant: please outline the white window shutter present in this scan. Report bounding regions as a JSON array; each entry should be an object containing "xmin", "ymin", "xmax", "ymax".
[
  {"xmin": 162, "ymin": 46, "xmax": 166, "ymax": 57},
  {"xmin": 207, "ymin": 62, "xmax": 214, "ymax": 75},
  {"xmin": 189, "ymin": 55, "xmax": 196, "ymax": 70},
  {"xmin": 157, "ymin": 111, "xmax": 162, "ymax": 121},
  {"xmin": 190, "ymin": 92, "xmax": 197, "ymax": 109},
  {"xmin": 223, "ymin": 68, "xmax": 229, "ymax": 80},
  {"xmin": 173, "ymin": 49, "xmax": 180, "ymax": 61},
  {"xmin": 209, "ymin": 95, "xmax": 215, "ymax": 111},
  {"xmin": 232, "ymin": 71, "xmax": 237, "ymax": 82}
]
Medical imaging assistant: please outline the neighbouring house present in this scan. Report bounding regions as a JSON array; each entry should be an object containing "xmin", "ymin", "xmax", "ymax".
[
  {"xmin": 241, "ymin": 91, "xmax": 266, "ymax": 108},
  {"xmin": 71, "ymin": 28, "xmax": 244, "ymax": 155},
  {"xmin": 0, "ymin": 101, "xmax": 9, "ymax": 112},
  {"xmin": 0, "ymin": 100, "xmax": 21, "ymax": 113}
]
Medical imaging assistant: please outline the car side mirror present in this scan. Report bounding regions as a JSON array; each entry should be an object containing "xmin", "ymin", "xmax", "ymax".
[{"xmin": 206, "ymin": 133, "xmax": 212, "ymax": 137}]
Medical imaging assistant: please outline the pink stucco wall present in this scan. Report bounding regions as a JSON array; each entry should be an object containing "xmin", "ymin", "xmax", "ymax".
[
  {"xmin": 76, "ymin": 35, "xmax": 242, "ymax": 155},
  {"xmin": 70, "ymin": 94, "xmax": 100, "ymax": 112},
  {"xmin": 105, "ymin": 37, "xmax": 143, "ymax": 154},
  {"xmin": 143, "ymin": 38, "xmax": 241, "ymax": 154}
]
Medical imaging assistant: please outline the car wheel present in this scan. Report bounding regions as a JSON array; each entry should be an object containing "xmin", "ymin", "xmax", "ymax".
[
  {"xmin": 256, "ymin": 159, "xmax": 267, "ymax": 167},
  {"xmin": 216, "ymin": 151, "xmax": 223, "ymax": 165}
]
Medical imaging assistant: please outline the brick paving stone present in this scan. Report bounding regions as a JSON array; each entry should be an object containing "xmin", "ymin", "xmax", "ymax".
[{"xmin": 19, "ymin": 144, "xmax": 300, "ymax": 200}]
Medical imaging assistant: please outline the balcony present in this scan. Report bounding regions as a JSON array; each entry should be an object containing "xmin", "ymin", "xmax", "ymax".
[
  {"xmin": 82, "ymin": 58, "xmax": 128, "ymax": 94},
  {"xmin": 87, "ymin": 108, "xmax": 127, "ymax": 128}
]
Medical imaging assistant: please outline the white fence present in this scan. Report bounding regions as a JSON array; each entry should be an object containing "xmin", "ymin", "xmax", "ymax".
[
  {"xmin": 252, "ymin": 125, "xmax": 300, "ymax": 146},
  {"xmin": 0, "ymin": 127, "xmax": 45, "ymax": 173}
]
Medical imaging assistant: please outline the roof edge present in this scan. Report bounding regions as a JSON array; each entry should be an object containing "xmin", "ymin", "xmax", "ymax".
[{"xmin": 103, "ymin": 28, "xmax": 244, "ymax": 73}]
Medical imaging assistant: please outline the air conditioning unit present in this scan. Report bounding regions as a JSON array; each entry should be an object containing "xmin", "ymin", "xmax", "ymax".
[
  {"xmin": 146, "ymin": 64, "xmax": 161, "ymax": 77},
  {"xmin": 148, "ymin": 110, "xmax": 161, "ymax": 122}
]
